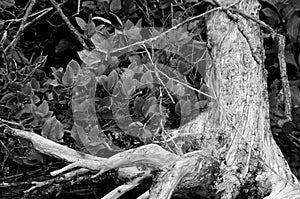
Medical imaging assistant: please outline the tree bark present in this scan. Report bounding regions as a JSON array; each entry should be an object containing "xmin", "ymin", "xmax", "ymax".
[{"xmin": 202, "ymin": 0, "xmax": 300, "ymax": 198}]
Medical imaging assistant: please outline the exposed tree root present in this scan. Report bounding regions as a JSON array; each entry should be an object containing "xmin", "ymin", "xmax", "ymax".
[{"xmin": 2, "ymin": 112, "xmax": 300, "ymax": 199}]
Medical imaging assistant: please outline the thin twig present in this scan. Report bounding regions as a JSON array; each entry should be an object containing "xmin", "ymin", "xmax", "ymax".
[
  {"xmin": 0, "ymin": 118, "xmax": 23, "ymax": 129},
  {"xmin": 4, "ymin": 0, "xmax": 36, "ymax": 53},
  {"xmin": 158, "ymin": 69, "xmax": 216, "ymax": 99},
  {"xmin": 3, "ymin": 7, "xmax": 53, "ymax": 23},
  {"xmin": 102, "ymin": 2, "xmax": 239, "ymax": 55},
  {"xmin": 24, "ymin": 7, "xmax": 53, "ymax": 28}
]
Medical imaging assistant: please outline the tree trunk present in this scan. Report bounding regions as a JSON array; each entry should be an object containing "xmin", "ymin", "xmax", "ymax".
[
  {"xmin": 186, "ymin": 0, "xmax": 300, "ymax": 198},
  {"xmin": 152, "ymin": 0, "xmax": 300, "ymax": 197}
]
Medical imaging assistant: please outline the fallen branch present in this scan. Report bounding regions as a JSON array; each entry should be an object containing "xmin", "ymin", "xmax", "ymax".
[{"xmin": 0, "ymin": 124, "xmax": 179, "ymax": 177}]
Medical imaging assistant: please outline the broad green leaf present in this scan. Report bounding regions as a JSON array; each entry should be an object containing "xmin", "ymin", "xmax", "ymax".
[
  {"xmin": 122, "ymin": 68, "xmax": 135, "ymax": 79},
  {"xmin": 144, "ymin": 104, "xmax": 159, "ymax": 118},
  {"xmin": 99, "ymin": 108, "xmax": 114, "ymax": 119},
  {"xmin": 107, "ymin": 70, "xmax": 118, "ymax": 91},
  {"xmin": 173, "ymin": 84, "xmax": 185, "ymax": 96},
  {"xmin": 122, "ymin": 77, "xmax": 136, "ymax": 96},
  {"xmin": 91, "ymin": 32, "xmax": 106, "ymax": 47},
  {"xmin": 76, "ymin": 70, "xmax": 93, "ymax": 86},
  {"xmin": 175, "ymin": 99, "xmax": 192, "ymax": 116},
  {"xmin": 98, "ymin": 75, "xmax": 108, "ymax": 87},
  {"xmin": 97, "ymin": 96, "xmax": 112, "ymax": 108},
  {"xmin": 88, "ymin": 125, "xmax": 102, "ymax": 145},
  {"xmin": 166, "ymin": 79, "xmax": 174, "ymax": 91},
  {"xmin": 73, "ymin": 111, "xmax": 90, "ymax": 121},
  {"xmin": 291, "ymin": 86, "xmax": 300, "ymax": 107},
  {"xmin": 194, "ymin": 100, "xmax": 209, "ymax": 109},
  {"xmin": 30, "ymin": 78, "xmax": 40, "ymax": 90},
  {"xmin": 47, "ymin": 92, "xmax": 54, "ymax": 101},
  {"xmin": 22, "ymin": 83, "xmax": 33, "ymax": 95},
  {"xmin": 36, "ymin": 100, "xmax": 50, "ymax": 118},
  {"xmin": 75, "ymin": 17, "xmax": 87, "ymax": 30},
  {"xmin": 285, "ymin": 50, "xmax": 297, "ymax": 67},
  {"xmin": 67, "ymin": 60, "xmax": 81, "ymax": 75},
  {"xmin": 62, "ymin": 65, "xmax": 75, "ymax": 87},
  {"xmin": 82, "ymin": 1, "xmax": 96, "ymax": 10},
  {"xmin": 262, "ymin": 7, "xmax": 278, "ymax": 18},
  {"xmin": 124, "ymin": 20, "xmax": 135, "ymax": 30},
  {"xmin": 85, "ymin": 14, "xmax": 96, "ymax": 37},
  {"xmin": 149, "ymin": 114, "xmax": 163, "ymax": 127},
  {"xmin": 140, "ymin": 71, "xmax": 153, "ymax": 85},
  {"xmin": 92, "ymin": 63, "xmax": 107, "ymax": 76},
  {"xmin": 78, "ymin": 49, "xmax": 103, "ymax": 65},
  {"xmin": 287, "ymin": 13, "xmax": 300, "ymax": 40},
  {"xmin": 71, "ymin": 123, "xmax": 88, "ymax": 147},
  {"xmin": 176, "ymin": 61, "xmax": 189, "ymax": 74},
  {"xmin": 133, "ymin": 96, "xmax": 145, "ymax": 117},
  {"xmin": 110, "ymin": 0, "xmax": 122, "ymax": 12},
  {"xmin": 42, "ymin": 116, "xmax": 64, "ymax": 142},
  {"xmin": 99, "ymin": 73, "xmax": 116, "ymax": 93},
  {"xmin": 168, "ymin": 30, "xmax": 191, "ymax": 45},
  {"xmin": 129, "ymin": 55, "xmax": 141, "ymax": 65},
  {"xmin": 127, "ymin": 122, "xmax": 143, "ymax": 137},
  {"xmin": 142, "ymin": 97, "xmax": 158, "ymax": 117},
  {"xmin": 32, "ymin": 94, "xmax": 41, "ymax": 104},
  {"xmin": 136, "ymin": 19, "xmax": 143, "ymax": 28},
  {"xmin": 125, "ymin": 27, "xmax": 142, "ymax": 43},
  {"xmin": 16, "ymin": 91, "xmax": 26, "ymax": 103},
  {"xmin": 141, "ymin": 128, "xmax": 153, "ymax": 138},
  {"xmin": 114, "ymin": 109, "xmax": 132, "ymax": 130},
  {"xmin": 73, "ymin": 99, "xmax": 91, "ymax": 112},
  {"xmin": 91, "ymin": 34, "xmax": 115, "ymax": 53}
]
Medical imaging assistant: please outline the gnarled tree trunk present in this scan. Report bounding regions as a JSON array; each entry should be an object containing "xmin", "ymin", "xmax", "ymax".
[
  {"xmin": 204, "ymin": 0, "xmax": 300, "ymax": 198},
  {"xmin": 151, "ymin": 0, "xmax": 300, "ymax": 198}
]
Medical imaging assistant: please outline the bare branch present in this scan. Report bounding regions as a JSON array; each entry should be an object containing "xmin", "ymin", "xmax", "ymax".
[
  {"xmin": 4, "ymin": 0, "xmax": 36, "ymax": 53},
  {"xmin": 49, "ymin": 0, "xmax": 88, "ymax": 49}
]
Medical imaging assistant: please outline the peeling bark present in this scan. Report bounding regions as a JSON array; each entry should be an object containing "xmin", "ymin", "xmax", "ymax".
[{"xmin": 205, "ymin": 0, "xmax": 300, "ymax": 198}]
